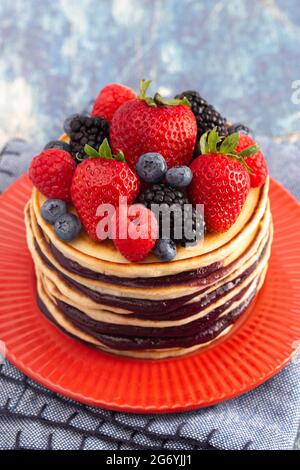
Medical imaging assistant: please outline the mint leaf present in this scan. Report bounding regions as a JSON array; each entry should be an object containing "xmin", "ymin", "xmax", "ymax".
[
  {"xmin": 238, "ymin": 144, "xmax": 260, "ymax": 157},
  {"xmin": 84, "ymin": 144, "xmax": 100, "ymax": 157},
  {"xmin": 98, "ymin": 138, "xmax": 112, "ymax": 159},
  {"xmin": 219, "ymin": 132, "xmax": 239, "ymax": 154}
]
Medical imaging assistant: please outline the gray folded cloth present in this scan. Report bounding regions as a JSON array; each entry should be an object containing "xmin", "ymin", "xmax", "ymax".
[{"xmin": 0, "ymin": 136, "xmax": 299, "ymax": 450}]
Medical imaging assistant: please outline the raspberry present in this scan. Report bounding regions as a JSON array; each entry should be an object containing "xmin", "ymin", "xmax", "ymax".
[
  {"xmin": 29, "ymin": 149, "xmax": 76, "ymax": 202},
  {"xmin": 92, "ymin": 83, "xmax": 136, "ymax": 122},
  {"xmin": 236, "ymin": 134, "xmax": 268, "ymax": 187}
]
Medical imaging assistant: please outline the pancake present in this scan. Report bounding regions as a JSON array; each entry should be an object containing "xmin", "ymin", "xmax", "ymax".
[
  {"xmin": 36, "ymin": 265, "xmax": 268, "ymax": 358},
  {"xmin": 27, "ymin": 200, "xmax": 272, "ymax": 317},
  {"xmin": 36, "ymin": 234, "xmax": 272, "ymax": 332},
  {"xmin": 25, "ymin": 157, "xmax": 272, "ymax": 358},
  {"xmin": 31, "ymin": 178, "xmax": 269, "ymax": 277},
  {"xmin": 26, "ymin": 198, "xmax": 271, "ymax": 299}
]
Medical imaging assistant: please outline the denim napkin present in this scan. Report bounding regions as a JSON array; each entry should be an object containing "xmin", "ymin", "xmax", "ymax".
[{"xmin": 0, "ymin": 136, "xmax": 299, "ymax": 450}]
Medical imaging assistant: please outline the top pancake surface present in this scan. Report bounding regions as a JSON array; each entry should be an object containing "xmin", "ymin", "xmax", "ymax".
[{"xmin": 32, "ymin": 176, "xmax": 268, "ymax": 264}]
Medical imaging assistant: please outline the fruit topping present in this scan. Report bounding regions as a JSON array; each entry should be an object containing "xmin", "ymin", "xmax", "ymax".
[
  {"xmin": 175, "ymin": 90, "xmax": 228, "ymax": 140},
  {"xmin": 136, "ymin": 152, "xmax": 167, "ymax": 183},
  {"xmin": 41, "ymin": 199, "xmax": 67, "ymax": 225},
  {"xmin": 64, "ymin": 113, "xmax": 86, "ymax": 135},
  {"xmin": 153, "ymin": 238, "xmax": 177, "ymax": 261},
  {"xmin": 112, "ymin": 204, "xmax": 158, "ymax": 262},
  {"xmin": 44, "ymin": 140, "xmax": 72, "ymax": 153},
  {"xmin": 188, "ymin": 129, "xmax": 255, "ymax": 232},
  {"xmin": 29, "ymin": 149, "xmax": 76, "ymax": 202},
  {"xmin": 71, "ymin": 140, "xmax": 140, "ymax": 241},
  {"xmin": 110, "ymin": 80, "xmax": 197, "ymax": 170},
  {"xmin": 138, "ymin": 183, "xmax": 204, "ymax": 246},
  {"xmin": 165, "ymin": 166, "xmax": 193, "ymax": 188},
  {"xmin": 235, "ymin": 134, "xmax": 268, "ymax": 188},
  {"xmin": 54, "ymin": 213, "xmax": 82, "ymax": 241},
  {"xmin": 92, "ymin": 83, "xmax": 136, "ymax": 123},
  {"xmin": 228, "ymin": 123, "xmax": 254, "ymax": 137},
  {"xmin": 68, "ymin": 115, "xmax": 109, "ymax": 161}
]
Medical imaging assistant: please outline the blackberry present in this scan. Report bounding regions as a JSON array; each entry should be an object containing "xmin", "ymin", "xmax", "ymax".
[
  {"xmin": 228, "ymin": 123, "xmax": 254, "ymax": 137},
  {"xmin": 137, "ymin": 184, "xmax": 204, "ymax": 247},
  {"xmin": 69, "ymin": 115, "xmax": 109, "ymax": 160},
  {"xmin": 175, "ymin": 90, "xmax": 228, "ymax": 141}
]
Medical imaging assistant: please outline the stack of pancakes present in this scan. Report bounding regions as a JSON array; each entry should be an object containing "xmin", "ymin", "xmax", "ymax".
[{"xmin": 25, "ymin": 177, "xmax": 272, "ymax": 359}]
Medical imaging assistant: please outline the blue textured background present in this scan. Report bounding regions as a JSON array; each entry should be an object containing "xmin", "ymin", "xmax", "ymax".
[
  {"xmin": 0, "ymin": 0, "xmax": 300, "ymax": 148},
  {"xmin": 0, "ymin": 0, "xmax": 300, "ymax": 450}
]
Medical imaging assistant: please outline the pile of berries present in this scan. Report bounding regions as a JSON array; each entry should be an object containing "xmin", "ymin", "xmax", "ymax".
[
  {"xmin": 136, "ymin": 153, "xmax": 204, "ymax": 259},
  {"xmin": 29, "ymin": 80, "xmax": 268, "ymax": 262},
  {"xmin": 40, "ymin": 198, "xmax": 81, "ymax": 241}
]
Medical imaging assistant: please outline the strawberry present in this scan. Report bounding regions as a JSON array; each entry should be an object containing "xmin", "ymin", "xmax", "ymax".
[
  {"xmin": 110, "ymin": 80, "xmax": 197, "ymax": 170},
  {"xmin": 188, "ymin": 130, "xmax": 252, "ymax": 232},
  {"xmin": 235, "ymin": 134, "xmax": 268, "ymax": 187},
  {"xmin": 112, "ymin": 204, "xmax": 158, "ymax": 262},
  {"xmin": 29, "ymin": 149, "xmax": 76, "ymax": 202},
  {"xmin": 71, "ymin": 140, "xmax": 140, "ymax": 241},
  {"xmin": 92, "ymin": 83, "xmax": 136, "ymax": 123}
]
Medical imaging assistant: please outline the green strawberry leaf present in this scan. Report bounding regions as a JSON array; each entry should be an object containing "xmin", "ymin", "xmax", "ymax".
[
  {"xmin": 238, "ymin": 144, "xmax": 260, "ymax": 157},
  {"xmin": 139, "ymin": 79, "xmax": 152, "ymax": 99},
  {"xmin": 227, "ymin": 153, "xmax": 253, "ymax": 173},
  {"xmin": 153, "ymin": 93, "xmax": 191, "ymax": 108},
  {"xmin": 98, "ymin": 138, "xmax": 112, "ymax": 159},
  {"xmin": 200, "ymin": 131, "xmax": 209, "ymax": 155},
  {"xmin": 84, "ymin": 139, "xmax": 127, "ymax": 163},
  {"xmin": 207, "ymin": 128, "xmax": 219, "ymax": 153},
  {"xmin": 199, "ymin": 129, "xmax": 259, "ymax": 175},
  {"xmin": 84, "ymin": 144, "xmax": 100, "ymax": 157},
  {"xmin": 138, "ymin": 80, "xmax": 191, "ymax": 108},
  {"xmin": 145, "ymin": 97, "xmax": 157, "ymax": 107},
  {"xmin": 115, "ymin": 149, "xmax": 126, "ymax": 162},
  {"xmin": 219, "ymin": 132, "xmax": 239, "ymax": 154}
]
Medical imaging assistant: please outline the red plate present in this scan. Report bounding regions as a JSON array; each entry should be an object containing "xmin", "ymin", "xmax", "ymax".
[{"xmin": 0, "ymin": 175, "xmax": 300, "ymax": 413}]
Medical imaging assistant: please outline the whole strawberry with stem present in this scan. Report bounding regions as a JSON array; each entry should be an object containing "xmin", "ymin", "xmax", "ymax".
[
  {"xmin": 188, "ymin": 129, "xmax": 259, "ymax": 232},
  {"xmin": 71, "ymin": 139, "xmax": 140, "ymax": 241},
  {"xmin": 29, "ymin": 149, "xmax": 76, "ymax": 202},
  {"xmin": 92, "ymin": 83, "xmax": 136, "ymax": 123},
  {"xmin": 110, "ymin": 80, "xmax": 197, "ymax": 170},
  {"xmin": 235, "ymin": 134, "xmax": 268, "ymax": 188}
]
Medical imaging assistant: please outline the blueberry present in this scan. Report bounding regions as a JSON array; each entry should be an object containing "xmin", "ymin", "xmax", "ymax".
[
  {"xmin": 41, "ymin": 199, "xmax": 67, "ymax": 225},
  {"xmin": 44, "ymin": 140, "xmax": 72, "ymax": 153},
  {"xmin": 227, "ymin": 123, "xmax": 254, "ymax": 138},
  {"xmin": 165, "ymin": 166, "xmax": 193, "ymax": 188},
  {"xmin": 54, "ymin": 213, "xmax": 82, "ymax": 241},
  {"xmin": 153, "ymin": 239, "xmax": 177, "ymax": 261},
  {"xmin": 136, "ymin": 153, "xmax": 167, "ymax": 183}
]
